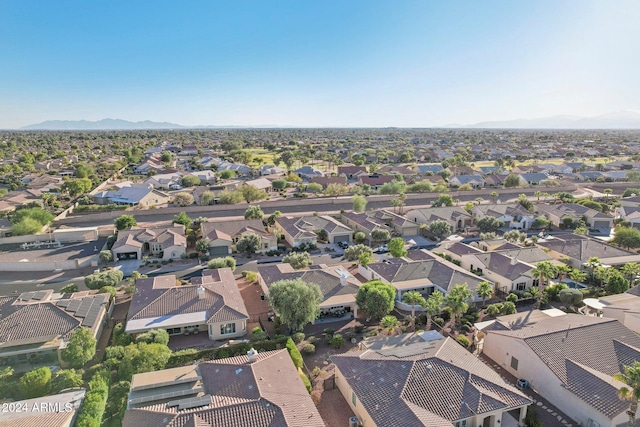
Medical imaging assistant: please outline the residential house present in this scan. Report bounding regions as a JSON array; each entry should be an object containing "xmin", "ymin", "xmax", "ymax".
[
  {"xmin": 596, "ymin": 286, "xmax": 640, "ymax": 333},
  {"xmin": 617, "ymin": 205, "xmax": 640, "ymax": 228},
  {"xmin": 93, "ymin": 183, "xmax": 171, "ymax": 207},
  {"xmin": 406, "ymin": 206, "xmax": 473, "ymax": 231},
  {"xmin": 574, "ymin": 171, "xmax": 604, "ymax": 182},
  {"xmin": 338, "ymin": 165, "xmax": 367, "ymax": 179},
  {"xmin": 358, "ymin": 174, "xmax": 395, "ymax": 190},
  {"xmin": 460, "ymin": 251, "xmax": 535, "ymax": 293},
  {"xmin": 0, "ymin": 290, "xmax": 109, "ymax": 367},
  {"xmin": 275, "ymin": 215, "xmax": 352, "ymax": 246},
  {"xmin": 477, "ymin": 310, "xmax": 640, "ymax": 427},
  {"xmin": 257, "ymin": 264, "xmax": 361, "ymax": 322},
  {"xmin": 123, "ymin": 349, "xmax": 324, "ymax": 427},
  {"xmin": 484, "ymin": 173, "xmax": 508, "ymax": 187},
  {"xmin": 449, "ymin": 174, "xmax": 485, "ymax": 188},
  {"xmin": 134, "ymin": 157, "xmax": 165, "ymax": 175},
  {"xmin": 362, "ymin": 251, "xmax": 485, "ymax": 308},
  {"xmin": 476, "ymin": 165, "xmax": 502, "ymax": 175},
  {"xmin": 0, "ymin": 389, "xmax": 86, "ymax": 427},
  {"xmin": 201, "ymin": 219, "xmax": 277, "ymax": 255},
  {"xmin": 144, "ymin": 171, "xmax": 184, "ymax": 190},
  {"xmin": 112, "ymin": 225, "xmax": 186, "ymax": 261},
  {"xmin": 216, "ymin": 159, "xmax": 252, "ymax": 176},
  {"xmin": 310, "ymin": 175, "xmax": 347, "ymax": 188},
  {"xmin": 125, "ymin": 268, "xmax": 249, "ymax": 341},
  {"xmin": 617, "ymin": 195, "xmax": 640, "ymax": 208},
  {"xmin": 244, "ymin": 177, "xmax": 273, "ymax": 192},
  {"xmin": 536, "ymin": 234, "xmax": 640, "ymax": 269},
  {"xmin": 474, "ymin": 204, "xmax": 535, "ymax": 230},
  {"xmin": 332, "ymin": 332, "xmax": 531, "ymax": 427},
  {"xmin": 435, "ymin": 241, "xmax": 483, "ymax": 265},
  {"xmin": 536, "ymin": 203, "xmax": 614, "ymax": 231},
  {"xmin": 415, "ymin": 163, "xmax": 445, "ymax": 175},
  {"xmin": 259, "ymin": 164, "xmax": 286, "ymax": 176},
  {"xmin": 518, "ymin": 172, "xmax": 549, "ymax": 186},
  {"xmin": 188, "ymin": 170, "xmax": 216, "ymax": 184},
  {"xmin": 339, "ymin": 211, "xmax": 390, "ymax": 238},
  {"xmin": 369, "ymin": 209, "xmax": 421, "ymax": 236},
  {"xmin": 376, "ymin": 164, "xmax": 416, "ymax": 179},
  {"xmin": 294, "ymin": 165, "xmax": 324, "ymax": 180}
]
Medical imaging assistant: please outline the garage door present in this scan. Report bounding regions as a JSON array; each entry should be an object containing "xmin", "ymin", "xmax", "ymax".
[
  {"xmin": 333, "ymin": 235, "xmax": 350, "ymax": 243},
  {"xmin": 117, "ymin": 252, "xmax": 138, "ymax": 260},
  {"xmin": 592, "ymin": 221, "xmax": 611, "ymax": 229},
  {"xmin": 209, "ymin": 246, "xmax": 229, "ymax": 256}
]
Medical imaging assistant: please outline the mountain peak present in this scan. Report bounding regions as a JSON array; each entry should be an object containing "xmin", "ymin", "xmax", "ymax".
[{"xmin": 21, "ymin": 118, "xmax": 184, "ymax": 130}]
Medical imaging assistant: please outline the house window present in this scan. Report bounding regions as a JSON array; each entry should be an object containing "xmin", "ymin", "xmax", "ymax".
[
  {"xmin": 455, "ymin": 420, "xmax": 467, "ymax": 427},
  {"xmin": 351, "ymin": 391, "xmax": 357, "ymax": 407},
  {"xmin": 220, "ymin": 323, "xmax": 236, "ymax": 335},
  {"xmin": 511, "ymin": 356, "xmax": 519, "ymax": 371},
  {"xmin": 166, "ymin": 327, "xmax": 181, "ymax": 335},
  {"xmin": 516, "ymin": 283, "xmax": 526, "ymax": 291}
]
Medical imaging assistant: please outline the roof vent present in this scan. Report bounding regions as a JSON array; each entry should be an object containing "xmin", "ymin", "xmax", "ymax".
[
  {"xmin": 197, "ymin": 286, "xmax": 205, "ymax": 299},
  {"xmin": 510, "ymin": 256, "xmax": 518, "ymax": 266}
]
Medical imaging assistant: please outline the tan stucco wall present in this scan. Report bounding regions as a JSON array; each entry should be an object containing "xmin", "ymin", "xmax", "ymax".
[
  {"xmin": 483, "ymin": 332, "xmax": 621, "ymax": 427},
  {"xmin": 208, "ymin": 320, "xmax": 247, "ymax": 340}
]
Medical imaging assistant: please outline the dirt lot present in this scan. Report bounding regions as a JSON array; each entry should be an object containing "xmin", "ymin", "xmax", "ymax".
[{"xmin": 236, "ymin": 277, "xmax": 275, "ymax": 337}]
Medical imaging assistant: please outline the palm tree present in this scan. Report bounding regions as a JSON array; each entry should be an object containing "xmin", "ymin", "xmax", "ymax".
[
  {"xmin": 446, "ymin": 283, "xmax": 473, "ymax": 326},
  {"xmin": 425, "ymin": 291, "xmax": 444, "ymax": 330},
  {"xmin": 402, "ymin": 291, "xmax": 427, "ymax": 331},
  {"xmin": 568, "ymin": 268, "xmax": 587, "ymax": 284},
  {"xmin": 390, "ymin": 198, "xmax": 401, "ymax": 214},
  {"xmin": 556, "ymin": 264, "xmax": 571, "ymax": 282},
  {"xmin": 622, "ymin": 262, "xmax": 640, "ymax": 287},
  {"xmin": 604, "ymin": 188, "xmax": 612, "ymax": 201},
  {"xmin": 585, "ymin": 256, "xmax": 602, "ymax": 284},
  {"xmin": 613, "ymin": 361, "xmax": 640, "ymax": 427},
  {"xmin": 476, "ymin": 281, "xmax": 494, "ymax": 308},
  {"xmin": 530, "ymin": 261, "xmax": 557, "ymax": 309},
  {"xmin": 380, "ymin": 315, "xmax": 399, "ymax": 335},
  {"xmin": 490, "ymin": 191, "xmax": 499, "ymax": 203}
]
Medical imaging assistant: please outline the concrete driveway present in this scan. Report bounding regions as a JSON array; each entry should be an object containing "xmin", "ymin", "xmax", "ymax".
[{"xmin": 114, "ymin": 259, "xmax": 143, "ymax": 277}]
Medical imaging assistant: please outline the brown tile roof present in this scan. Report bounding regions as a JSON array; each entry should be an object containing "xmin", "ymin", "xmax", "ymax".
[
  {"xmin": 127, "ymin": 269, "xmax": 248, "ymax": 331},
  {"xmin": 536, "ymin": 234, "xmax": 636, "ymax": 263},
  {"xmin": 201, "ymin": 219, "xmax": 269, "ymax": 240},
  {"xmin": 332, "ymin": 336, "xmax": 531, "ymax": 426},
  {"xmin": 486, "ymin": 312, "xmax": 640, "ymax": 419},
  {"xmin": 123, "ymin": 349, "xmax": 323, "ymax": 427}
]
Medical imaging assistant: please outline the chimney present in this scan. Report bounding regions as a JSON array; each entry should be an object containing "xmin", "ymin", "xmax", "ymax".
[
  {"xmin": 247, "ymin": 347, "xmax": 258, "ymax": 363},
  {"xmin": 510, "ymin": 256, "xmax": 518, "ymax": 266},
  {"xmin": 197, "ymin": 285, "xmax": 205, "ymax": 299},
  {"xmin": 338, "ymin": 270, "xmax": 349, "ymax": 286}
]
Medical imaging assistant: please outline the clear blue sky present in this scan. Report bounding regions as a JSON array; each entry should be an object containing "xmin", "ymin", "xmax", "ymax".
[{"xmin": 1, "ymin": 0, "xmax": 639, "ymax": 128}]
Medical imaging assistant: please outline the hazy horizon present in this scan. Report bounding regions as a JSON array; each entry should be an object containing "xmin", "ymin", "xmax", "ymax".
[{"xmin": 1, "ymin": 1, "xmax": 640, "ymax": 129}]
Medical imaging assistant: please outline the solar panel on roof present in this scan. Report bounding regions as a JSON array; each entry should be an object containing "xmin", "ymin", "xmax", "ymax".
[
  {"xmin": 75, "ymin": 299, "xmax": 94, "ymax": 318},
  {"xmin": 82, "ymin": 305, "xmax": 103, "ymax": 327},
  {"xmin": 33, "ymin": 291, "xmax": 48, "ymax": 300},
  {"xmin": 66, "ymin": 299, "xmax": 82, "ymax": 312},
  {"xmin": 56, "ymin": 300, "xmax": 71, "ymax": 308},
  {"xmin": 176, "ymin": 395, "xmax": 212, "ymax": 410},
  {"xmin": 18, "ymin": 292, "xmax": 34, "ymax": 301}
]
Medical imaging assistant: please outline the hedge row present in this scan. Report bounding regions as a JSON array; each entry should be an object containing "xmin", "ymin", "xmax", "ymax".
[
  {"xmin": 285, "ymin": 338, "xmax": 303, "ymax": 369},
  {"xmin": 75, "ymin": 371, "xmax": 110, "ymax": 427},
  {"xmin": 166, "ymin": 336, "xmax": 289, "ymax": 368}
]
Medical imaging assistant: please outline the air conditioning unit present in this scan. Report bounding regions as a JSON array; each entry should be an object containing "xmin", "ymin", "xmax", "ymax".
[{"xmin": 348, "ymin": 417, "xmax": 359, "ymax": 427}]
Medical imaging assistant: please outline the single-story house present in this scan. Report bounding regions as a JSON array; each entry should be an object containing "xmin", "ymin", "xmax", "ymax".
[
  {"xmin": 125, "ymin": 268, "xmax": 249, "ymax": 341},
  {"xmin": 369, "ymin": 210, "xmax": 421, "ymax": 236},
  {"xmin": 617, "ymin": 205, "xmax": 640, "ymax": 229},
  {"xmin": 473, "ymin": 204, "xmax": 535, "ymax": 230},
  {"xmin": 361, "ymin": 251, "xmax": 486, "ymax": 309},
  {"xmin": 596, "ymin": 286, "xmax": 640, "ymax": 333},
  {"xmin": 201, "ymin": 219, "xmax": 277, "ymax": 255},
  {"xmin": 338, "ymin": 165, "xmax": 367, "ymax": 179},
  {"xmin": 123, "ymin": 349, "xmax": 324, "ymax": 427},
  {"xmin": 0, "ymin": 290, "xmax": 109, "ymax": 367},
  {"xmin": 294, "ymin": 166, "xmax": 324, "ymax": 180},
  {"xmin": 93, "ymin": 183, "xmax": 171, "ymax": 207},
  {"xmin": 0, "ymin": 389, "xmax": 86, "ymax": 427},
  {"xmin": 460, "ymin": 251, "xmax": 536, "ymax": 293},
  {"xmin": 536, "ymin": 203, "xmax": 614, "ymax": 230},
  {"xmin": 257, "ymin": 263, "xmax": 361, "ymax": 322},
  {"xmin": 477, "ymin": 310, "xmax": 640, "ymax": 427},
  {"xmin": 310, "ymin": 175, "xmax": 347, "ymax": 188},
  {"xmin": 536, "ymin": 234, "xmax": 640, "ymax": 269},
  {"xmin": 275, "ymin": 215, "xmax": 352, "ymax": 247},
  {"xmin": 112, "ymin": 225, "xmax": 187, "ymax": 261},
  {"xmin": 244, "ymin": 177, "xmax": 273, "ymax": 192},
  {"xmin": 406, "ymin": 206, "xmax": 473, "ymax": 231},
  {"xmin": 449, "ymin": 174, "xmax": 485, "ymax": 188},
  {"xmin": 518, "ymin": 172, "xmax": 548, "ymax": 185},
  {"xmin": 333, "ymin": 332, "xmax": 531, "ymax": 427},
  {"xmin": 357, "ymin": 174, "xmax": 395, "ymax": 190},
  {"xmin": 260, "ymin": 164, "xmax": 286, "ymax": 176}
]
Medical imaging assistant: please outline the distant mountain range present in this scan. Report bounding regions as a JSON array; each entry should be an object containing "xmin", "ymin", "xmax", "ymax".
[
  {"xmin": 456, "ymin": 110, "xmax": 640, "ymax": 129},
  {"xmin": 21, "ymin": 119, "xmax": 185, "ymax": 130}
]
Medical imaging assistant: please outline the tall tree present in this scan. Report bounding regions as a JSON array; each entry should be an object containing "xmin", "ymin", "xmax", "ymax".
[
  {"xmin": 530, "ymin": 261, "xmax": 557, "ymax": 309},
  {"xmin": 402, "ymin": 291, "xmax": 427, "ymax": 331},
  {"xmin": 388, "ymin": 237, "xmax": 407, "ymax": 258},
  {"xmin": 114, "ymin": 214, "xmax": 136, "ymax": 231},
  {"xmin": 244, "ymin": 205, "xmax": 264, "ymax": 220},
  {"xmin": 613, "ymin": 362, "xmax": 640, "ymax": 427},
  {"xmin": 236, "ymin": 233, "xmax": 261, "ymax": 255},
  {"xmin": 425, "ymin": 291, "xmax": 444, "ymax": 330},
  {"xmin": 356, "ymin": 280, "xmax": 396, "ymax": 320},
  {"xmin": 476, "ymin": 281, "xmax": 494, "ymax": 308},
  {"xmin": 267, "ymin": 279, "xmax": 322, "ymax": 332},
  {"xmin": 445, "ymin": 284, "xmax": 473, "ymax": 326},
  {"xmin": 61, "ymin": 327, "xmax": 97, "ymax": 368}
]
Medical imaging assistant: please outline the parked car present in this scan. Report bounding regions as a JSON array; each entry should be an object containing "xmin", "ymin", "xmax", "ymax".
[
  {"xmin": 337, "ymin": 241, "xmax": 350, "ymax": 249},
  {"xmin": 375, "ymin": 245, "xmax": 389, "ymax": 254}
]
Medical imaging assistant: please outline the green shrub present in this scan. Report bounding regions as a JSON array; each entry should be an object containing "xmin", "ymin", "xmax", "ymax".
[
  {"xmin": 307, "ymin": 336, "xmax": 318, "ymax": 345},
  {"xmin": 456, "ymin": 335, "xmax": 471, "ymax": 348},
  {"xmin": 286, "ymin": 338, "xmax": 304, "ymax": 369},
  {"xmin": 98, "ymin": 286, "xmax": 116, "ymax": 298},
  {"xmin": 302, "ymin": 344, "xmax": 316, "ymax": 355},
  {"xmin": 84, "ymin": 270, "xmax": 123, "ymax": 290},
  {"xmin": 330, "ymin": 333, "xmax": 345, "ymax": 349},
  {"xmin": 74, "ymin": 371, "xmax": 110, "ymax": 427},
  {"xmin": 292, "ymin": 332, "xmax": 306, "ymax": 344},
  {"xmin": 506, "ymin": 293, "xmax": 519, "ymax": 303},
  {"xmin": 111, "ymin": 323, "xmax": 133, "ymax": 346},
  {"xmin": 19, "ymin": 367, "xmax": 51, "ymax": 399},
  {"xmin": 245, "ymin": 271, "xmax": 258, "ymax": 283},
  {"xmin": 207, "ymin": 256, "xmax": 236, "ymax": 271},
  {"xmin": 298, "ymin": 368, "xmax": 312, "ymax": 393}
]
